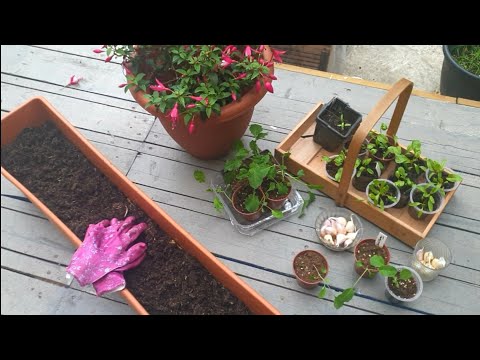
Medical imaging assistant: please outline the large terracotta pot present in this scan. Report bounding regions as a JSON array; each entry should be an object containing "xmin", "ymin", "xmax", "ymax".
[{"xmin": 129, "ymin": 47, "xmax": 274, "ymax": 160}]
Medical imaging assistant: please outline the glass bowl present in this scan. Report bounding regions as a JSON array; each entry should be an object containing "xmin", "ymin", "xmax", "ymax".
[{"xmin": 315, "ymin": 206, "xmax": 364, "ymax": 252}]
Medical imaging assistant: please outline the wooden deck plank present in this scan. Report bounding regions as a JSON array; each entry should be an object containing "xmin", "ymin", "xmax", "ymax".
[{"xmin": 1, "ymin": 269, "xmax": 134, "ymax": 315}]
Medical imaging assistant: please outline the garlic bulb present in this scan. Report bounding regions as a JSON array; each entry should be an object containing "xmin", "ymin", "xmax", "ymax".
[
  {"xmin": 416, "ymin": 247, "xmax": 424, "ymax": 261},
  {"xmin": 323, "ymin": 234, "xmax": 334, "ymax": 245},
  {"xmin": 336, "ymin": 217, "xmax": 347, "ymax": 226},
  {"xmin": 336, "ymin": 233, "xmax": 347, "ymax": 246},
  {"xmin": 345, "ymin": 220, "xmax": 356, "ymax": 233}
]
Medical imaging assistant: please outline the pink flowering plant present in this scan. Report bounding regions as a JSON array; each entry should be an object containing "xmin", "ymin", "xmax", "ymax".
[{"xmin": 95, "ymin": 45, "xmax": 284, "ymax": 133}]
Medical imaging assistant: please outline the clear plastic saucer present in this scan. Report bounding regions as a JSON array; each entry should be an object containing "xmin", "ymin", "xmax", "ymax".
[{"xmin": 212, "ymin": 174, "xmax": 304, "ymax": 236}]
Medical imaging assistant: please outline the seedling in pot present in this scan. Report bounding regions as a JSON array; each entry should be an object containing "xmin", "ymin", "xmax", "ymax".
[
  {"xmin": 366, "ymin": 179, "xmax": 400, "ymax": 211},
  {"xmin": 408, "ymin": 183, "xmax": 445, "ymax": 219},
  {"xmin": 333, "ymin": 255, "xmax": 412, "ymax": 309},
  {"xmin": 322, "ymin": 150, "xmax": 358, "ymax": 183},
  {"xmin": 356, "ymin": 157, "xmax": 383, "ymax": 178},
  {"xmin": 337, "ymin": 112, "xmax": 351, "ymax": 131},
  {"xmin": 367, "ymin": 123, "xmax": 398, "ymax": 161},
  {"xmin": 426, "ymin": 158, "xmax": 462, "ymax": 191}
]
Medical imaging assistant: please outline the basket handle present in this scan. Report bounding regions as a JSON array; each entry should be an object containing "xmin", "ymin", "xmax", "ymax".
[{"xmin": 336, "ymin": 78, "xmax": 413, "ymax": 207}]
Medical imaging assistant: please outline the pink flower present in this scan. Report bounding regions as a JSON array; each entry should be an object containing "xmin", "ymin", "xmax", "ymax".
[
  {"xmin": 231, "ymin": 91, "xmax": 237, "ymax": 101},
  {"xmin": 188, "ymin": 120, "xmax": 195, "ymax": 135},
  {"xmin": 93, "ymin": 48, "xmax": 105, "ymax": 54},
  {"xmin": 244, "ymin": 45, "xmax": 252, "ymax": 57},
  {"xmin": 264, "ymin": 81, "xmax": 274, "ymax": 93},
  {"xmin": 66, "ymin": 75, "xmax": 82, "ymax": 86},
  {"xmin": 186, "ymin": 104, "xmax": 196, "ymax": 109},
  {"xmin": 150, "ymin": 78, "xmax": 171, "ymax": 92},
  {"xmin": 105, "ymin": 55, "xmax": 114, "ymax": 63},
  {"xmin": 168, "ymin": 102, "xmax": 179, "ymax": 129},
  {"xmin": 271, "ymin": 48, "xmax": 286, "ymax": 63},
  {"xmin": 118, "ymin": 83, "xmax": 127, "ymax": 88},
  {"xmin": 234, "ymin": 73, "xmax": 247, "ymax": 80},
  {"xmin": 223, "ymin": 45, "xmax": 237, "ymax": 54},
  {"xmin": 189, "ymin": 95, "xmax": 203, "ymax": 101},
  {"xmin": 221, "ymin": 55, "xmax": 236, "ymax": 68},
  {"xmin": 258, "ymin": 45, "xmax": 265, "ymax": 52},
  {"xmin": 255, "ymin": 80, "xmax": 261, "ymax": 92}
]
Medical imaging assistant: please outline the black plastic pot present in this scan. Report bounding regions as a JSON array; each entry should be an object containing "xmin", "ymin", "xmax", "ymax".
[
  {"xmin": 440, "ymin": 45, "xmax": 480, "ymax": 101},
  {"xmin": 313, "ymin": 97, "xmax": 363, "ymax": 152}
]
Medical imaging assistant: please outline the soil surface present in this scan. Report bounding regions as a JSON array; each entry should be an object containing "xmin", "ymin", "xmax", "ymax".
[
  {"xmin": 1, "ymin": 122, "xmax": 252, "ymax": 315},
  {"xmin": 326, "ymin": 162, "xmax": 341, "ymax": 181},
  {"xmin": 388, "ymin": 273, "xmax": 418, "ymax": 299},
  {"xmin": 293, "ymin": 251, "xmax": 328, "ymax": 283},
  {"xmin": 355, "ymin": 240, "xmax": 389, "ymax": 276}
]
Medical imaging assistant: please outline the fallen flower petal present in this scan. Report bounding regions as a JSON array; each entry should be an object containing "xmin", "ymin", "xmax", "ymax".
[
  {"xmin": 67, "ymin": 75, "xmax": 83, "ymax": 86},
  {"xmin": 105, "ymin": 55, "xmax": 114, "ymax": 63},
  {"xmin": 118, "ymin": 83, "xmax": 127, "ymax": 88},
  {"xmin": 93, "ymin": 49, "xmax": 105, "ymax": 54}
]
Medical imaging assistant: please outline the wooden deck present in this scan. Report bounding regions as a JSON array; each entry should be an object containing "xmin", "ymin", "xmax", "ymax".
[{"xmin": 1, "ymin": 45, "xmax": 479, "ymax": 315}]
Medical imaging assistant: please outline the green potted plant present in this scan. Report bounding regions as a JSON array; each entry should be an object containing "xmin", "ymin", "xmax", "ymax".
[
  {"xmin": 352, "ymin": 157, "xmax": 383, "ymax": 192},
  {"xmin": 313, "ymin": 97, "xmax": 363, "ymax": 151},
  {"xmin": 353, "ymin": 238, "xmax": 391, "ymax": 279},
  {"xmin": 425, "ymin": 158, "xmax": 462, "ymax": 193},
  {"xmin": 389, "ymin": 166, "xmax": 415, "ymax": 208},
  {"xmin": 440, "ymin": 45, "xmax": 480, "ymax": 101},
  {"xmin": 366, "ymin": 179, "xmax": 401, "ymax": 211},
  {"xmin": 366, "ymin": 123, "xmax": 398, "ymax": 167},
  {"xmin": 292, "ymin": 249, "xmax": 329, "ymax": 290},
  {"xmin": 408, "ymin": 183, "xmax": 445, "ymax": 220},
  {"xmin": 322, "ymin": 149, "xmax": 358, "ymax": 183},
  {"xmin": 95, "ymin": 45, "xmax": 284, "ymax": 160}
]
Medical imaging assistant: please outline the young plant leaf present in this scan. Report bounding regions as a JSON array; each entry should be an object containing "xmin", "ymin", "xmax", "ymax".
[
  {"xmin": 307, "ymin": 184, "xmax": 324, "ymax": 190},
  {"xmin": 334, "ymin": 288, "xmax": 355, "ymax": 309},
  {"xmin": 379, "ymin": 265, "xmax": 397, "ymax": 277},
  {"xmin": 213, "ymin": 197, "xmax": 223, "ymax": 212},
  {"xmin": 194, "ymin": 170, "xmax": 206, "ymax": 183},
  {"xmin": 369, "ymin": 255, "xmax": 385, "ymax": 268},
  {"xmin": 244, "ymin": 194, "xmax": 260, "ymax": 213},
  {"xmin": 318, "ymin": 286, "xmax": 327, "ymax": 299},
  {"xmin": 299, "ymin": 191, "xmax": 315, "ymax": 218},
  {"xmin": 399, "ymin": 268, "xmax": 412, "ymax": 280},
  {"xmin": 271, "ymin": 209, "xmax": 283, "ymax": 219}
]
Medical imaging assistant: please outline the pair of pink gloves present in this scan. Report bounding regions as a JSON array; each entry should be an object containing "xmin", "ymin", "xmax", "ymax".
[{"xmin": 66, "ymin": 216, "xmax": 147, "ymax": 296}]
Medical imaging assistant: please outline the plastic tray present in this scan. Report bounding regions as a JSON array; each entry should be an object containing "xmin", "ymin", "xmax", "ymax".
[{"xmin": 212, "ymin": 174, "xmax": 304, "ymax": 236}]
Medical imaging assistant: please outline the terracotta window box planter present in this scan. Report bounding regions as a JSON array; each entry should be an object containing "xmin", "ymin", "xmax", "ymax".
[{"xmin": 1, "ymin": 97, "xmax": 280, "ymax": 315}]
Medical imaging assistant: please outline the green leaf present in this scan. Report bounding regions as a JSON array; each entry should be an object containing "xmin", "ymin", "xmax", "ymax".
[
  {"xmin": 277, "ymin": 182, "xmax": 289, "ymax": 195},
  {"xmin": 213, "ymin": 197, "xmax": 223, "ymax": 212},
  {"xmin": 318, "ymin": 286, "xmax": 327, "ymax": 299},
  {"xmin": 369, "ymin": 255, "xmax": 385, "ymax": 268},
  {"xmin": 334, "ymin": 288, "xmax": 355, "ymax": 309},
  {"xmin": 244, "ymin": 194, "xmax": 261, "ymax": 213},
  {"xmin": 379, "ymin": 265, "xmax": 397, "ymax": 277},
  {"xmin": 208, "ymin": 72, "xmax": 218, "ymax": 85},
  {"xmin": 247, "ymin": 165, "xmax": 271, "ymax": 189},
  {"xmin": 271, "ymin": 209, "xmax": 283, "ymax": 219},
  {"xmin": 224, "ymin": 158, "xmax": 242, "ymax": 172},
  {"xmin": 307, "ymin": 184, "xmax": 324, "ymax": 190},
  {"xmin": 249, "ymin": 124, "xmax": 263, "ymax": 137},
  {"xmin": 297, "ymin": 169, "xmax": 305, "ymax": 177},
  {"xmin": 206, "ymin": 107, "xmax": 212, "ymax": 118},
  {"xmin": 193, "ymin": 170, "xmax": 205, "ymax": 183},
  {"xmin": 355, "ymin": 261, "xmax": 364, "ymax": 268},
  {"xmin": 399, "ymin": 268, "xmax": 412, "ymax": 280},
  {"xmin": 299, "ymin": 191, "xmax": 315, "ymax": 218}
]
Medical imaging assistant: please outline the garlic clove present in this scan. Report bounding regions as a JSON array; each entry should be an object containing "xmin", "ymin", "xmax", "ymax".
[
  {"xmin": 336, "ymin": 217, "xmax": 347, "ymax": 226},
  {"xmin": 336, "ymin": 222, "xmax": 347, "ymax": 235},
  {"xmin": 416, "ymin": 247, "xmax": 424, "ymax": 261},
  {"xmin": 320, "ymin": 226, "xmax": 327, "ymax": 238},
  {"xmin": 323, "ymin": 234, "xmax": 334, "ymax": 245},
  {"xmin": 325, "ymin": 226, "xmax": 337, "ymax": 236},
  {"xmin": 423, "ymin": 251, "xmax": 434, "ymax": 265},
  {"xmin": 345, "ymin": 231, "xmax": 358, "ymax": 242},
  {"xmin": 336, "ymin": 233, "xmax": 347, "ymax": 246},
  {"xmin": 322, "ymin": 219, "xmax": 332, "ymax": 228},
  {"xmin": 345, "ymin": 220, "xmax": 356, "ymax": 233},
  {"xmin": 344, "ymin": 239, "xmax": 353, "ymax": 247},
  {"xmin": 431, "ymin": 257, "xmax": 446, "ymax": 269}
]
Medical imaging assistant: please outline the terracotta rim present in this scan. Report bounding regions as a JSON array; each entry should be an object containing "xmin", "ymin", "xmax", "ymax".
[
  {"xmin": 232, "ymin": 186, "xmax": 265, "ymax": 216},
  {"xmin": 354, "ymin": 238, "xmax": 391, "ymax": 271},
  {"xmin": 293, "ymin": 249, "xmax": 329, "ymax": 286}
]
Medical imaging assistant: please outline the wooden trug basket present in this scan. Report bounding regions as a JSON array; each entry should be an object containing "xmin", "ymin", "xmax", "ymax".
[{"xmin": 275, "ymin": 78, "xmax": 460, "ymax": 248}]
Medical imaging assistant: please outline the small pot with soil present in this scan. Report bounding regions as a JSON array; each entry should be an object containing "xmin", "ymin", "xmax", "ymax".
[
  {"xmin": 354, "ymin": 238, "xmax": 391, "ymax": 279},
  {"xmin": 232, "ymin": 185, "xmax": 265, "ymax": 222},
  {"xmin": 389, "ymin": 165, "xmax": 415, "ymax": 208},
  {"xmin": 262, "ymin": 175, "xmax": 292, "ymax": 210},
  {"xmin": 366, "ymin": 179, "xmax": 401, "ymax": 211},
  {"xmin": 367, "ymin": 135, "xmax": 397, "ymax": 168},
  {"xmin": 408, "ymin": 183, "xmax": 445, "ymax": 221},
  {"xmin": 343, "ymin": 138, "xmax": 369, "ymax": 159},
  {"xmin": 425, "ymin": 167, "xmax": 461, "ymax": 193},
  {"xmin": 323, "ymin": 152, "xmax": 357, "ymax": 183},
  {"xmin": 313, "ymin": 97, "xmax": 363, "ymax": 152},
  {"xmin": 384, "ymin": 266, "xmax": 423, "ymax": 304},
  {"xmin": 352, "ymin": 158, "xmax": 382, "ymax": 192},
  {"xmin": 293, "ymin": 249, "xmax": 329, "ymax": 289}
]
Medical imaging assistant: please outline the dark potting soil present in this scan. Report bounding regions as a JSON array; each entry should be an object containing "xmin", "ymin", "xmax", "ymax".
[
  {"xmin": 355, "ymin": 240, "xmax": 389, "ymax": 272},
  {"xmin": 388, "ymin": 273, "xmax": 418, "ymax": 299},
  {"xmin": 294, "ymin": 251, "xmax": 327, "ymax": 283},
  {"xmin": 326, "ymin": 162, "xmax": 341, "ymax": 181},
  {"xmin": 1, "ymin": 122, "xmax": 252, "ymax": 315}
]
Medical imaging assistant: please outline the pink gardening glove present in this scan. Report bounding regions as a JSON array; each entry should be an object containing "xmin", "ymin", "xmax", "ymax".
[
  {"xmin": 66, "ymin": 216, "xmax": 147, "ymax": 287},
  {"xmin": 92, "ymin": 252, "xmax": 146, "ymax": 296}
]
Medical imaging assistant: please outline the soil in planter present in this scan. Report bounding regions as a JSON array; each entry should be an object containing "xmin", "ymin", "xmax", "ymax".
[
  {"xmin": 326, "ymin": 162, "xmax": 341, "ymax": 181},
  {"xmin": 233, "ymin": 187, "xmax": 263, "ymax": 213},
  {"xmin": 293, "ymin": 251, "xmax": 327, "ymax": 283},
  {"xmin": 355, "ymin": 240, "xmax": 389, "ymax": 275},
  {"xmin": 387, "ymin": 273, "xmax": 418, "ymax": 300},
  {"xmin": 1, "ymin": 122, "xmax": 252, "ymax": 315},
  {"xmin": 320, "ymin": 110, "xmax": 352, "ymax": 136}
]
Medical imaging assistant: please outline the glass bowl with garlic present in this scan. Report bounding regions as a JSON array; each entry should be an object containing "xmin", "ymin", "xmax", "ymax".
[
  {"xmin": 411, "ymin": 238, "xmax": 452, "ymax": 281},
  {"xmin": 315, "ymin": 207, "xmax": 364, "ymax": 251}
]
